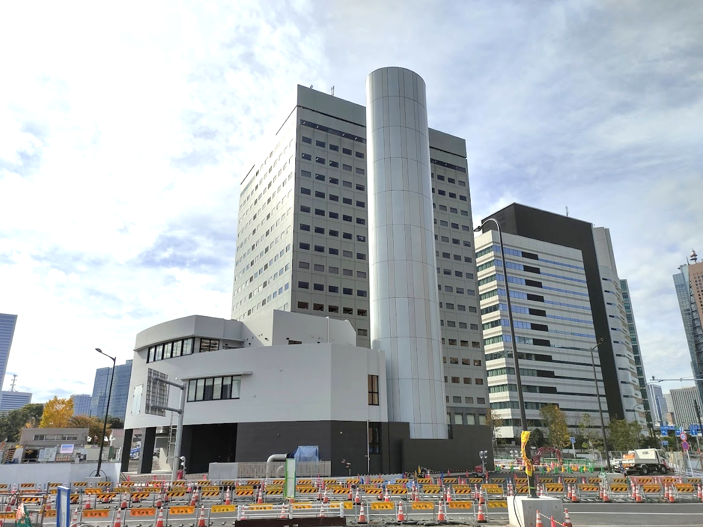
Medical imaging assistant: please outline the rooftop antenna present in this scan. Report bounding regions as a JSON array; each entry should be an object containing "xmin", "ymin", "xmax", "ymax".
[
  {"xmin": 9, "ymin": 374, "xmax": 18, "ymax": 392},
  {"xmin": 565, "ymin": 206, "xmax": 569, "ymax": 217},
  {"xmin": 309, "ymin": 84, "xmax": 313, "ymax": 89},
  {"xmin": 331, "ymin": 86, "xmax": 335, "ymax": 96},
  {"xmin": 691, "ymin": 249, "xmax": 698, "ymax": 264}
]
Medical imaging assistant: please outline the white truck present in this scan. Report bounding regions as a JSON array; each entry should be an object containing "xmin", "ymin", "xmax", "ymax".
[{"xmin": 621, "ymin": 449, "xmax": 671, "ymax": 475}]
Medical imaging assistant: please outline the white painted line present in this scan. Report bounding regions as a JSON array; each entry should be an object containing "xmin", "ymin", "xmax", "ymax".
[{"xmin": 571, "ymin": 512, "xmax": 703, "ymax": 515}]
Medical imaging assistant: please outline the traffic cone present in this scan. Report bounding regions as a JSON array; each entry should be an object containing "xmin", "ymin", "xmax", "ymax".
[
  {"xmin": 120, "ymin": 493, "xmax": 128, "ymax": 509},
  {"xmin": 225, "ymin": 487, "xmax": 231, "ymax": 505},
  {"xmin": 476, "ymin": 500, "xmax": 487, "ymax": 523},
  {"xmin": 357, "ymin": 502, "xmax": 367, "ymax": 524},
  {"xmin": 563, "ymin": 508, "xmax": 573, "ymax": 527},
  {"xmin": 155, "ymin": 493, "xmax": 163, "ymax": 508},
  {"xmin": 347, "ymin": 486, "xmax": 353, "ymax": 502},
  {"xmin": 323, "ymin": 489, "xmax": 329, "ymax": 504},
  {"xmin": 355, "ymin": 488, "xmax": 361, "ymax": 505},
  {"xmin": 156, "ymin": 507, "xmax": 165, "ymax": 527},
  {"xmin": 603, "ymin": 485, "xmax": 611, "ymax": 503},
  {"xmin": 397, "ymin": 501, "xmax": 405, "ymax": 522},
  {"xmin": 571, "ymin": 484, "xmax": 579, "ymax": 503},
  {"xmin": 550, "ymin": 516, "xmax": 556, "ymax": 527},
  {"xmin": 635, "ymin": 485, "xmax": 643, "ymax": 503},
  {"xmin": 197, "ymin": 505, "xmax": 206, "ymax": 527},
  {"xmin": 319, "ymin": 503, "xmax": 326, "ymax": 518},
  {"xmin": 83, "ymin": 493, "xmax": 92, "ymax": 510},
  {"xmin": 70, "ymin": 508, "xmax": 80, "ymax": 527},
  {"xmin": 669, "ymin": 484, "xmax": 676, "ymax": 503},
  {"xmin": 413, "ymin": 487, "xmax": 419, "ymax": 502},
  {"xmin": 113, "ymin": 508, "xmax": 122, "ymax": 527},
  {"xmin": 535, "ymin": 511, "xmax": 543, "ymax": 527},
  {"xmin": 698, "ymin": 484, "xmax": 702, "ymax": 502},
  {"xmin": 437, "ymin": 501, "xmax": 446, "ymax": 523},
  {"xmin": 664, "ymin": 484, "xmax": 669, "ymax": 502},
  {"xmin": 446, "ymin": 487, "xmax": 452, "ymax": 503},
  {"xmin": 566, "ymin": 484, "xmax": 572, "ymax": 501},
  {"xmin": 279, "ymin": 502, "xmax": 288, "ymax": 519},
  {"xmin": 257, "ymin": 487, "xmax": 263, "ymax": 504}
]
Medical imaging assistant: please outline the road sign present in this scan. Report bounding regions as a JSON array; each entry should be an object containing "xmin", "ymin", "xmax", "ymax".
[
  {"xmin": 681, "ymin": 432, "xmax": 688, "ymax": 441},
  {"xmin": 662, "ymin": 440, "xmax": 669, "ymax": 446},
  {"xmin": 570, "ymin": 437, "xmax": 576, "ymax": 444},
  {"xmin": 682, "ymin": 441, "xmax": 690, "ymax": 451},
  {"xmin": 661, "ymin": 430, "xmax": 668, "ymax": 436}
]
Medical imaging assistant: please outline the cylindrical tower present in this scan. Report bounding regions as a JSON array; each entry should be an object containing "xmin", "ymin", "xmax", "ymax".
[{"xmin": 366, "ymin": 67, "xmax": 447, "ymax": 439}]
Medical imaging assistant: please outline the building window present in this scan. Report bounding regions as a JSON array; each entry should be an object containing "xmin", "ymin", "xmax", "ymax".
[
  {"xmin": 313, "ymin": 303, "xmax": 324, "ymax": 311},
  {"xmin": 358, "ymin": 329, "xmax": 368, "ymax": 336},
  {"xmin": 187, "ymin": 376, "xmax": 241, "ymax": 402},
  {"xmin": 298, "ymin": 281, "xmax": 309, "ymax": 289},
  {"xmin": 368, "ymin": 375, "xmax": 379, "ymax": 405},
  {"xmin": 297, "ymin": 301, "xmax": 309, "ymax": 309},
  {"xmin": 199, "ymin": 339, "xmax": 220, "ymax": 353},
  {"xmin": 475, "ymin": 378, "xmax": 484, "ymax": 385}
]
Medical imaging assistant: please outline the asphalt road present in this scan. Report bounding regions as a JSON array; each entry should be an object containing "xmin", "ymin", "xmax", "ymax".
[{"xmin": 489, "ymin": 502, "xmax": 703, "ymax": 527}]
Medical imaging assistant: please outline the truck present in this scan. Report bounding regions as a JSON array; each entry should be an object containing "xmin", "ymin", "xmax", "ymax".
[{"xmin": 621, "ymin": 449, "xmax": 671, "ymax": 475}]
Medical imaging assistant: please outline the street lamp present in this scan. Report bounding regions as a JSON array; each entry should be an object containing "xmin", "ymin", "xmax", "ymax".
[
  {"xmin": 587, "ymin": 338, "xmax": 611, "ymax": 472},
  {"xmin": 479, "ymin": 450, "xmax": 488, "ymax": 479},
  {"xmin": 94, "ymin": 348, "xmax": 116, "ymax": 479},
  {"xmin": 475, "ymin": 218, "xmax": 536, "ymax": 497}
]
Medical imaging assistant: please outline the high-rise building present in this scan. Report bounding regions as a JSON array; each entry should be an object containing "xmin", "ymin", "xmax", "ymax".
[
  {"xmin": 620, "ymin": 279, "xmax": 653, "ymax": 430},
  {"xmin": 668, "ymin": 386, "xmax": 703, "ymax": 429},
  {"xmin": 0, "ymin": 313, "xmax": 18, "ymax": 392},
  {"xmin": 592, "ymin": 228, "xmax": 646, "ymax": 427},
  {"xmin": 71, "ymin": 394, "xmax": 92, "ymax": 416},
  {"xmin": 90, "ymin": 360, "xmax": 133, "ymax": 420},
  {"xmin": 230, "ymin": 78, "xmax": 487, "ymax": 432},
  {"xmin": 482, "ymin": 204, "xmax": 641, "ymax": 424},
  {"xmin": 674, "ymin": 252, "xmax": 703, "ymax": 403},
  {"xmin": 0, "ymin": 391, "xmax": 32, "ymax": 414},
  {"xmin": 647, "ymin": 384, "xmax": 667, "ymax": 428},
  {"xmin": 475, "ymin": 230, "xmax": 607, "ymax": 440}
]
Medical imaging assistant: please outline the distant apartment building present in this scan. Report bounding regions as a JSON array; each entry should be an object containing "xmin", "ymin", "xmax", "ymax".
[
  {"xmin": 668, "ymin": 386, "xmax": 703, "ymax": 428},
  {"xmin": 647, "ymin": 383, "xmax": 667, "ymax": 428},
  {"xmin": 620, "ymin": 279, "xmax": 653, "ymax": 429},
  {"xmin": 90, "ymin": 361, "xmax": 133, "ymax": 420},
  {"xmin": 71, "ymin": 394, "xmax": 92, "ymax": 416},
  {"xmin": 0, "ymin": 314, "xmax": 18, "ymax": 391},
  {"xmin": 475, "ymin": 229, "xmax": 607, "ymax": 440},
  {"xmin": 0, "ymin": 391, "xmax": 32, "ymax": 414},
  {"xmin": 674, "ymin": 252, "xmax": 703, "ymax": 403}
]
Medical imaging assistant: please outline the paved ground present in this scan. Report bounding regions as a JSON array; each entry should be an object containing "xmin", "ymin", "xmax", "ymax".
[{"xmin": 488, "ymin": 502, "xmax": 703, "ymax": 526}]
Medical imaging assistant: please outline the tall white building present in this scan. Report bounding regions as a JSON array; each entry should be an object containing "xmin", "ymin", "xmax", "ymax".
[
  {"xmin": 475, "ymin": 230, "xmax": 608, "ymax": 440},
  {"xmin": 668, "ymin": 386, "xmax": 703, "ymax": 429},
  {"xmin": 673, "ymin": 254, "xmax": 703, "ymax": 404},
  {"xmin": 593, "ymin": 227, "xmax": 646, "ymax": 427},
  {"xmin": 230, "ymin": 79, "xmax": 487, "ymax": 431}
]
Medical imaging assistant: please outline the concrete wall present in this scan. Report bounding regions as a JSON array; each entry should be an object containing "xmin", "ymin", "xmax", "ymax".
[
  {"xmin": 400, "ymin": 425, "xmax": 493, "ymax": 472},
  {"xmin": 0, "ymin": 463, "xmax": 121, "ymax": 486}
]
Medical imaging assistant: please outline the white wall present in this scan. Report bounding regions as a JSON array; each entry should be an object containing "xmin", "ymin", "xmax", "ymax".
[{"xmin": 0, "ymin": 463, "xmax": 121, "ymax": 486}]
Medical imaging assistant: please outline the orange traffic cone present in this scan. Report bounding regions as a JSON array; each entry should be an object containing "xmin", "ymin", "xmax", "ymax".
[
  {"xmin": 550, "ymin": 516, "xmax": 556, "ymax": 527},
  {"xmin": 348, "ymin": 486, "xmax": 353, "ymax": 502},
  {"xmin": 698, "ymin": 484, "xmax": 703, "ymax": 502},
  {"xmin": 566, "ymin": 484, "xmax": 572, "ymax": 501},
  {"xmin": 563, "ymin": 508, "xmax": 573, "ymax": 527},
  {"xmin": 197, "ymin": 505, "xmax": 206, "ymax": 527},
  {"xmin": 155, "ymin": 493, "xmax": 163, "ymax": 508},
  {"xmin": 664, "ymin": 484, "xmax": 670, "ymax": 502},
  {"xmin": 446, "ymin": 487, "xmax": 452, "ymax": 503},
  {"xmin": 120, "ymin": 493, "xmax": 128, "ymax": 509},
  {"xmin": 355, "ymin": 488, "xmax": 361, "ymax": 505},
  {"xmin": 156, "ymin": 507, "xmax": 165, "ymax": 527},
  {"xmin": 635, "ymin": 484, "xmax": 643, "ymax": 503},
  {"xmin": 257, "ymin": 487, "xmax": 263, "ymax": 504},
  {"xmin": 112, "ymin": 508, "xmax": 122, "ymax": 527},
  {"xmin": 476, "ymin": 499, "xmax": 487, "ymax": 523},
  {"xmin": 535, "ymin": 511, "xmax": 543, "ymax": 527},
  {"xmin": 384, "ymin": 490, "xmax": 390, "ymax": 502},
  {"xmin": 669, "ymin": 484, "xmax": 676, "ymax": 503},
  {"xmin": 83, "ymin": 493, "xmax": 92, "ymax": 510},
  {"xmin": 437, "ymin": 501, "xmax": 446, "ymax": 523},
  {"xmin": 397, "ymin": 502, "xmax": 405, "ymax": 522},
  {"xmin": 603, "ymin": 485, "xmax": 611, "ymax": 503},
  {"xmin": 323, "ymin": 489, "xmax": 329, "ymax": 504},
  {"xmin": 70, "ymin": 508, "xmax": 80, "ymax": 527},
  {"xmin": 279, "ymin": 503, "xmax": 288, "ymax": 519},
  {"xmin": 225, "ymin": 487, "xmax": 231, "ymax": 505},
  {"xmin": 571, "ymin": 484, "xmax": 579, "ymax": 503},
  {"xmin": 319, "ymin": 503, "xmax": 326, "ymax": 518},
  {"xmin": 358, "ymin": 502, "xmax": 367, "ymax": 524}
]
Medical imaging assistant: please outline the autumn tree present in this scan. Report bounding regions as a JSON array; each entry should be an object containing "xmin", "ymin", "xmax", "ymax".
[
  {"xmin": 578, "ymin": 413, "xmax": 603, "ymax": 451},
  {"xmin": 39, "ymin": 397, "xmax": 74, "ymax": 428},
  {"xmin": 540, "ymin": 405, "xmax": 570, "ymax": 448},
  {"xmin": 485, "ymin": 408, "xmax": 504, "ymax": 441},
  {"xmin": 69, "ymin": 415, "xmax": 109, "ymax": 442},
  {"xmin": 608, "ymin": 419, "xmax": 642, "ymax": 452}
]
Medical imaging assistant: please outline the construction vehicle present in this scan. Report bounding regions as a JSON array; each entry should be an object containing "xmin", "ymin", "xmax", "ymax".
[{"xmin": 621, "ymin": 449, "xmax": 671, "ymax": 475}]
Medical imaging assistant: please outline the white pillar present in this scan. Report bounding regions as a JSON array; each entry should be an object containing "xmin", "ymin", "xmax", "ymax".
[{"xmin": 366, "ymin": 67, "xmax": 447, "ymax": 439}]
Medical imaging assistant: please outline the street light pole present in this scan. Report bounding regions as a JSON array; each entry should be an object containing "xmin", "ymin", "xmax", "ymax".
[
  {"xmin": 475, "ymin": 219, "xmax": 536, "ymax": 497},
  {"xmin": 587, "ymin": 339, "xmax": 611, "ymax": 472},
  {"xmin": 94, "ymin": 348, "xmax": 116, "ymax": 479}
]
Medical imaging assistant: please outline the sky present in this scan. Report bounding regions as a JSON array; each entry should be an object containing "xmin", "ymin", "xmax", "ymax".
[{"xmin": 1, "ymin": 0, "xmax": 702, "ymax": 403}]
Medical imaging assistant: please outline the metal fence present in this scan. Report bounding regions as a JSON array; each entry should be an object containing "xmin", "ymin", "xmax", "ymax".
[{"xmin": 235, "ymin": 461, "xmax": 331, "ymax": 477}]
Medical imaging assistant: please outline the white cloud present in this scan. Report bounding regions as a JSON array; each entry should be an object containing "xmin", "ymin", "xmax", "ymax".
[{"xmin": 1, "ymin": 0, "xmax": 701, "ymax": 401}]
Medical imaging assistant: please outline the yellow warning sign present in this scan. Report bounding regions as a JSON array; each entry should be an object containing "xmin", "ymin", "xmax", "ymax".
[
  {"xmin": 129, "ymin": 508, "xmax": 156, "ymax": 516},
  {"xmin": 488, "ymin": 500, "xmax": 507, "ymax": 508},
  {"xmin": 609, "ymin": 484, "xmax": 628, "ymax": 493},
  {"xmin": 44, "ymin": 510, "xmax": 57, "ymax": 518},
  {"xmin": 292, "ymin": 504, "xmax": 313, "ymax": 509},
  {"xmin": 0, "ymin": 513, "xmax": 16, "ymax": 520},
  {"xmin": 209, "ymin": 505, "xmax": 235, "ymax": 513},
  {"xmin": 170, "ymin": 506, "xmax": 196, "ymax": 514},
  {"xmin": 247, "ymin": 505, "xmax": 274, "ymax": 511},
  {"xmin": 82, "ymin": 509, "xmax": 111, "ymax": 518},
  {"xmin": 641, "ymin": 485, "xmax": 662, "ymax": 493},
  {"xmin": 84, "ymin": 488, "xmax": 101, "ymax": 495},
  {"xmin": 327, "ymin": 502, "xmax": 353, "ymax": 510},
  {"xmin": 578, "ymin": 485, "xmax": 600, "ymax": 492},
  {"xmin": 370, "ymin": 502, "xmax": 394, "ymax": 510},
  {"xmin": 200, "ymin": 486, "xmax": 221, "ymax": 493},
  {"xmin": 412, "ymin": 502, "xmax": 434, "ymax": 510},
  {"xmin": 448, "ymin": 502, "xmax": 473, "ymax": 509}
]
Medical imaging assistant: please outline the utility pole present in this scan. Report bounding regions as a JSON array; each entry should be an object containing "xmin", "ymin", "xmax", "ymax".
[{"xmin": 695, "ymin": 401, "xmax": 703, "ymax": 455}]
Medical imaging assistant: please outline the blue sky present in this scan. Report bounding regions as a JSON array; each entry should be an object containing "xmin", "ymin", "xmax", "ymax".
[{"xmin": 1, "ymin": 0, "xmax": 701, "ymax": 402}]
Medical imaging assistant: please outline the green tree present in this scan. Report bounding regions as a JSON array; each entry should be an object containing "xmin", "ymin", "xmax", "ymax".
[
  {"xmin": 108, "ymin": 416, "xmax": 124, "ymax": 429},
  {"xmin": 530, "ymin": 428, "xmax": 547, "ymax": 448},
  {"xmin": 608, "ymin": 418, "xmax": 642, "ymax": 451},
  {"xmin": 39, "ymin": 397, "xmax": 74, "ymax": 428},
  {"xmin": 68, "ymin": 415, "xmax": 109, "ymax": 442},
  {"xmin": 0, "ymin": 403, "xmax": 44, "ymax": 443},
  {"xmin": 540, "ymin": 405, "xmax": 570, "ymax": 448},
  {"xmin": 578, "ymin": 413, "xmax": 603, "ymax": 451}
]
